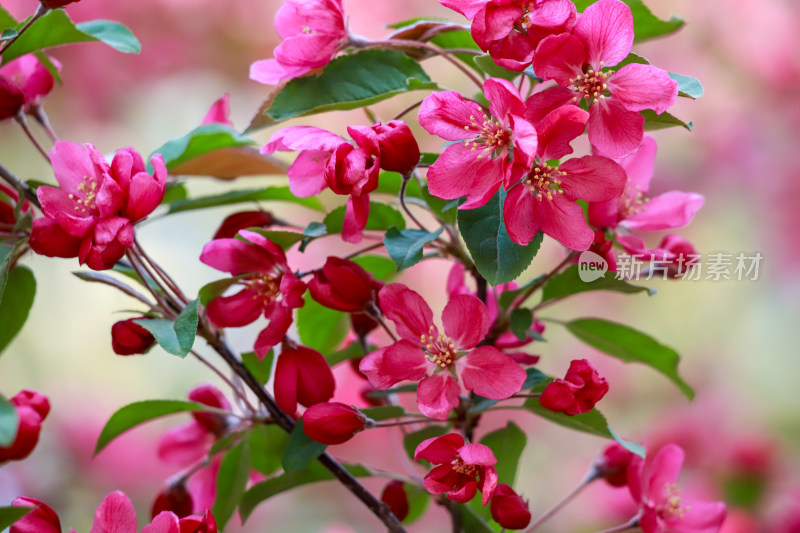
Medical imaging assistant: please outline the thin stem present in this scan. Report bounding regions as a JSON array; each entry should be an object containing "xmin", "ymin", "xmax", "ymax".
[
  {"xmin": 32, "ymin": 107, "xmax": 59, "ymax": 143},
  {"xmin": 296, "ymin": 242, "xmax": 385, "ymax": 278},
  {"xmin": 125, "ymin": 249, "xmax": 177, "ymax": 319},
  {"xmin": 134, "ymin": 239, "xmax": 190, "ymax": 305},
  {"xmin": 392, "ymin": 99, "xmax": 424, "ymax": 121},
  {"xmin": 509, "ymin": 251, "xmax": 577, "ymax": 312},
  {"xmin": 523, "ymin": 472, "xmax": 598, "ymax": 532},
  {"xmin": 374, "ymin": 418, "xmax": 437, "ymax": 428},
  {"xmin": 0, "ymin": 5, "xmax": 46, "ymax": 54},
  {"xmin": 512, "ymin": 392, "xmax": 541, "ymax": 399},
  {"xmin": 15, "ymin": 115, "xmax": 50, "ymax": 162},
  {"xmin": 591, "ymin": 516, "xmax": 641, "ymax": 533},
  {"xmin": 400, "ymin": 173, "xmax": 431, "ymax": 232},
  {"xmin": 372, "ymin": 38, "xmax": 483, "ymax": 89},
  {"xmin": 443, "ymin": 498, "xmax": 463, "ymax": 533},
  {"xmin": 368, "ymin": 308, "xmax": 399, "ymax": 342},
  {"xmin": 190, "ymin": 349, "xmax": 256, "ymax": 413}
]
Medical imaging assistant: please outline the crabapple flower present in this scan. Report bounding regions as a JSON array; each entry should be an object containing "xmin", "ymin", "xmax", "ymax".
[
  {"xmin": 419, "ymin": 77, "xmax": 538, "ymax": 209},
  {"xmin": 381, "ymin": 481, "xmax": 410, "ymax": 521},
  {"xmin": 249, "ymin": 0, "xmax": 347, "ymax": 86},
  {"xmin": 471, "ymin": 0, "xmax": 577, "ymax": 71},
  {"xmin": 594, "ymin": 442, "xmax": 635, "ymax": 487},
  {"xmin": 211, "ymin": 210, "xmax": 279, "ymax": 240},
  {"xmin": 490, "ymin": 484, "xmax": 532, "ymax": 530},
  {"xmin": 415, "ymin": 433, "xmax": 499, "ymax": 505},
  {"xmin": 308, "ymin": 257, "xmax": 382, "ymax": 312},
  {"xmin": 628, "ymin": 444, "xmax": 726, "ymax": 533},
  {"xmin": 529, "ymin": 0, "xmax": 678, "ymax": 157},
  {"xmin": 359, "ymin": 283, "xmax": 526, "ymax": 420},
  {"xmin": 0, "ymin": 54, "xmax": 60, "ymax": 114},
  {"xmin": 302, "ymin": 402, "xmax": 367, "ymax": 444},
  {"xmin": 199, "ymin": 230, "xmax": 306, "ymax": 357},
  {"xmin": 588, "ymin": 136, "xmax": 704, "ymax": 232},
  {"xmin": 89, "ymin": 491, "xmax": 218, "ymax": 533},
  {"xmin": 615, "ymin": 232, "xmax": 699, "ymax": 279},
  {"xmin": 504, "ymin": 106, "xmax": 627, "ymax": 249},
  {"xmin": 0, "ymin": 390, "xmax": 50, "ymax": 464},
  {"xmin": 274, "ymin": 342, "xmax": 335, "ymax": 415},
  {"xmin": 369, "ymin": 120, "xmax": 420, "ymax": 175},
  {"xmin": 539, "ymin": 359, "xmax": 608, "ymax": 415},
  {"xmin": 111, "ymin": 318, "xmax": 156, "ymax": 355},
  {"xmin": 10, "ymin": 497, "xmax": 61, "ymax": 533}
]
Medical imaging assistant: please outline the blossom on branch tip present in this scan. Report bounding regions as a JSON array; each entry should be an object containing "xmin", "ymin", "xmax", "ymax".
[
  {"xmin": 415, "ymin": 433, "xmax": 499, "ymax": 505},
  {"xmin": 111, "ymin": 318, "xmax": 156, "ymax": 356},
  {"xmin": 490, "ymin": 483, "xmax": 531, "ymax": 530},
  {"xmin": 274, "ymin": 342, "xmax": 335, "ymax": 415},
  {"xmin": 369, "ymin": 120, "xmax": 420, "ymax": 175},
  {"xmin": 0, "ymin": 390, "xmax": 50, "ymax": 464},
  {"xmin": 302, "ymin": 402, "xmax": 367, "ymax": 444},
  {"xmin": 0, "ymin": 54, "xmax": 61, "ymax": 114},
  {"xmin": 539, "ymin": 358, "xmax": 608, "ymax": 415}
]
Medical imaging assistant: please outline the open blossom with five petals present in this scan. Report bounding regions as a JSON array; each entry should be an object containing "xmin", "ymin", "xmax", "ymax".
[
  {"xmin": 528, "ymin": 0, "xmax": 678, "ymax": 157},
  {"xmin": 359, "ymin": 283, "xmax": 526, "ymax": 419},
  {"xmin": 628, "ymin": 444, "xmax": 726, "ymax": 533},
  {"xmin": 504, "ymin": 105, "xmax": 627, "ymax": 249},
  {"xmin": 199, "ymin": 230, "xmax": 306, "ymax": 357},
  {"xmin": 588, "ymin": 136, "xmax": 704, "ymax": 233},
  {"xmin": 471, "ymin": 0, "xmax": 577, "ymax": 71},
  {"xmin": 415, "ymin": 433, "xmax": 499, "ymax": 505},
  {"xmin": 249, "ymin": 0, "xmax": 347, "ymax": 86},
  {"xmin": 419, "ymin": 77, "xmax": 538, "ymax": 209}
]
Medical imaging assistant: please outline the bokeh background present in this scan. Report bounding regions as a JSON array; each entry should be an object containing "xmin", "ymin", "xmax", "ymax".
[{"xmin": 1, "ymin": 0, "xmax": 799, "ymax": 531}]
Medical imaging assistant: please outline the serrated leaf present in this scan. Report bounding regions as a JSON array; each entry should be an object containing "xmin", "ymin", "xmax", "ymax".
[
  {"xmin": 670, "ymin": 72, "xmax": 704, "ymax": 99},
  {"xmin": 213, "ymin": 441, "xmax": 251, "ymax": 528},
  {"xmin": 384, "ymin": 227, "xmax": 443, "ymax": 270},
  {"xmin": 403, "ymin": 426, "xmax": 449, "ymax": 460},
  {"xmin": 2, "ymin": 10, "xmax": 140, "ymax": 64},
  {"xmin": 297, "ymin": 297, "xmax": 349, "ymax": 354},
  {"xmin": 94, "ymin": 400, "xmax": 208, "ymax": 455},
  {"xmin": 360, "ymin": 405, "xmax": 406, "ymax": 422},
  {"xmin": 563, "ymin": 318, "xmax": 694, "ymax": 399},
  {"xmin": 571, "ymin": 0, "xmax": 684, "ymax": 43},
  {"xmin": 323, "ymin": 202, "xmax": 406, "ymax": 234},
  {"xmin": 248, "ymin": 49, "xmax": 436, "ymax": 130},
  {"xmin": 541, "ymin": 264, "xmax": 654, "ymax": 303},
  {"xmin": 240, "ymin": 462, "xmax": 372, "ymax": 522},
  {"xmin": 0, "ymin": 506, "xmax": 32, "ymax": 531},
  {"xmin": 282, "ymin": 419, "xmax": 328, "ymax": 472},
  {"xmin": 0, "ymin": 395, "xmax": 19, "ymax": 447},
  {"xmin": 0, "ymin": 266, "xmax": 36, "ymax": 356},
  {"xmin": 135, "ymin": 299, "xmax": 199, "ymax": 357},
  {"xmin": 641, "ymin": 109, "xmax": 693, "ymax": 131},
  {"xmin": 167, "ymin": 186, "xmax": 323, "ymax": 214},
  {"xmin": 480, "ymin": 422, "xmax": 526, "ymax": 486},
  {"xmin": 458, "ymin": 189, "xmax": 544, "ymax": 285},
  {"xmin": 350, "ymin": 254, "xmax": 397, "ymax": 280}
]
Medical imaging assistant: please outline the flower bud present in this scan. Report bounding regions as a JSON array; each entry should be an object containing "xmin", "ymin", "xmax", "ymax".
[
  {"xmin": 594, "ymin": 442, "xmax": 634, "ymax": 487},
  {"xmin": 309, "ymin": 257, "xmax": 381, "ymax": 312},
  {"xmin": 0, "ymin": 55, "xmax": 60, "ymax": 113},
  {"xmin": 381, "ymin": 481, "xmax": 409, "ymax": 522},
  {"xmin": 188, "ymin": 384, "xmax": 232, "ymax": 437},
  {"xmin": 179, "ymin": 510, "xmax": 217, "ymax": 533},
  {"xmin": 274, "ymin": 343, "xmax": 335, "ymax": 415},
  {"xmin": 151, "ymin": 482, "xmax": 194, "ymax": 519},
  {"xmin": 324, "ymin": 140, "xmax": 380, "ymax": 197},
  {"xmin": 0, "ymin": 76, "xmax": 24, "ymax": 121},
  {"xmin": 351, "ymin": 312, "xmax": 379, "ymax": 339},
  {"xmin": 111, "ymin": 318, "xmax": 156, "ymax": 355},
  {"xmin": 302, "ymin": 402, "xmax": 367, "ymax": 445},
  {"xmin": 10, "ymin": 497, "xmax": 61, "ymax": 533},
  {"xmin": 0, "ymin": 405, "xmax": 44, "ymax": 463},
  {"xmin": 659, "ymin": 234, "xmax": 697, "ymax": 278},
  {"xmin": 212, "ymin": 210, "xmax": 278, "ymax": 240},
  {"xmin": 40, "ymin": 0, "xmax": 81, "ymax": 9},
  {"xmin": 371, "ymin": 121, "xmax": 420, "ymax": 175},
  {"xmin": 490, "ymin": 484, "xmax": 531, "ymax": 530},
  {"xmin": 540, "ymin": 359, "xmax": 608, "ymax": 416},
  {"xmin": 12, "ymin": 390, "xmax": 50, "ymax": 420}
]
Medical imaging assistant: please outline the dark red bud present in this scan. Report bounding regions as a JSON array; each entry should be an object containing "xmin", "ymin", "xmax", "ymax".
[
  {"xmin": 381, "ymin": 481, "xmax": 410, "ymax": 522},
  {"xmin": 371, "ymin": 120, "xmax": 420, "ymax": 175},
  {"xmin": 111, "ymin": 318, "xmax": 156, "ymax": 355},
  {"xmin": 302, "ymin": 402, "xmax": 367, "ymax": 445},
  {"xmin": 0, "ymin": 405, "xmax": 44, "ymax": 463},
  {"xmin": 325, "ymin": 140, "xmax": 380, "ymax": 197},
  {"xmin": 594, "ymin": 442, "xmax": 634, "ymax": 487},
  {"xmin": 179, "ymin": 510, "xmax": 217, "ymax": 533},
  {"xmin": 187, "ymin": 384, "xmax": 232, "ymax": 437},
  {"xmin": 309, "ymin": 257, "xmax": 380, "ymax": 312},
  {"xmin": 540, "ymin": 359, "xmax": 608, "ymax": 416},
  {"xmin": 490, "ymin": 484, "xmax": 531, "ymax": 530},
  {"xmin": 152, "ymin": 482, "xmax": 194, "ymax": 519},
  {"xmin": 0, "ymin": 76, "xmax": 24, "ymax": 121},
  {"xmin": 10, "ymin": 497, "xmax": 61, "ymax": 533},
  {"xmin": 40, "ymin": 0, "xmax": 81, "ymax": 8},
  {"xmin": 212, "ymin": 210, "xmax": 278, "ymax": 240}
]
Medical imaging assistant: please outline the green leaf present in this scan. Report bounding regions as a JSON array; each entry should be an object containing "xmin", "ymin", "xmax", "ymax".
[
  {"xmin": 242, "ymin": 350, "xmax": 274, "ymax": 385},
  {"xmin": 563, "ymin": 318, "xmax": 694, "ymax": 399},
  {"xmin": 0, "ymin": 244, "xmax": 14, "ymax": 301},
  {"xmin": 323, "ymin": 202, "xmax": 406, "ymax": 234},
  {"xmin": 360, "ymin": 405, "xmax": 406, "ymax": 422},
  {"xmin": 282, "ymin": 419, "xmax": 328, "ymax": 472},
  {"xmin": 571, "ymin": 0, "xmax": 684, "ymax": 43},
  {"xmin": 458, "ymin": 189, "xmax": 544, "ymax": 285},
  {"xmin": 480, "ymin": 422, "xmax": 526, "ymax": 486},
  {"xmin": 670, "ymin": 72, "xmax": 704, "ymax": 99},
  {"xmin": 135, "ymin": 299, "xmax": 199, "ymax": 357},
  {"xmin": 240, "ymin": 462, "xmax": 372, "ymax": 522},
  {"xmin": 611, "ymin": 52, "xmax": 650, "ymax": 70},
  {"xmin": 249, "ymin": 424, "xmax": 288, "ymax": 476},
  {"xmin": 510, "ymin": 307, "xmax": 533, "ymax": 341},
  {"xmin": 541, "ymin": 264, "xmax": 654, "ymax": 303},
  {"xmin": 0, "ymin": 395, "xmax": 19, "ymax": 447},
  {"xmin": 1, "ymin": 29, "xmax": 17, "ymax": 41},
  {"xmin": 404, "ymin": 426, "xmax": 449, "ymax": 460},
  {"xmin": 0, "ymin": 266, "xmax": 36, "ymax": 356},
  {"xmin": 297, "ymin": 297, "xmax": 349, "ymax": 354},
  {"xmin": 245, "ymin": 229, "xmax": 305, "ymax": 250},
  {"xmin": 161, "ymin": 182, "xmax": 188, "ymax": 204},
  {"xmin": 213, "ymin": 441, "xmax": 252, "ymax": 528},
  {"xmin": 384, "ymin": 227, "xmax": 443, "ymax": 270},
  {"xmin": 473, "ymin": 54, "xmax": 518, "ymax": 80},
  {"xmin": 641, "ymin": 109, "xmax": 693, "ymax": 131},
  {"xmin": 151, "ymin": 124, "xmax": 253, "ymax": 169},
  {"xmin": 373, "ymin": 171, "xmax": 422, "ymax": 198},
  {"xmin": 0, "ymin": 506, "xmax": 32, "ymax": 531},
  {"xmin": 167, "ymin": 186, "xmax": 323, "ymax": 214},
  {"xmin": 326, "ymin": 341, "xmax": 366, "ymax": 367},
  {"xmin": 2, "ymin": 10, "xmax": 140, "ymax": 64},
  {"xmin": 402, "ymin": 483, "xmax": 431, "ymax": 524},
  {"xmin": 248, "ymin": 49, "xmax": 437, "ymax": 130},
  {"xmin": 198, "ymin": 275, "xmax": 246, "ymax": 307},
  {"xmin": 94, "ymin": 400, "xmax": 208, "ymax": 454},
  {"xmin": 350, "ymin": 254, "xmax": 397, "ymax": 280},
  {"xmin": 459, "ymin": 503, "xmax": 496, "ymax": 533}
]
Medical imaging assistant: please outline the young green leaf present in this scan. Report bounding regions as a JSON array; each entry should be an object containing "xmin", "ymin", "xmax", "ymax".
[
  {"xmin": 324, "ymin": 202, "xmax": 406, "ymax": 234},
  {"xmin": 510, "ymin": 308, "xmax": 534, "ymax": 341},
  {"xmin": 0, "ymin": 266, "xmax": 36, "ymax": 356},
  {"xmin": 282, "ymin": 419, "xmax": 328, "ymax": 472},
  {"xmin": 384, "ymin": 227, "xmax": 443, "ymax": 270},
  {"xmin": 242, "ymin": 350, "xmax": 274, "ymax": 385},
  {"xmin": 0, "ymin": 506, "xmax": 32, "ymax": 531},
  {"xmin": 480, "ymin": 422, "xmax": 526, "ymax": 486},
  {"xmin": 563, "ymin": 318, "xmax": 694, "ymax": 399},
  {"xmin": 670, "ymin": 72, "xmax": 705, "ymax": 99},
  {"xmin": 94, "ymin": 400, "xmax": 208, "ymax": 455},
  {"xmin": 249, "ymin": 424, "xmax": 288, "ymax": 476},
  {"xmin": 0, "ymin": 395, "xmax": 19, "ymax": 447},
  {"xmin": 135, "ymin": 299, "xmax": 199, "ymax": 357},
  {"xmin": 360, "ymin": 405, "xmax": 406, "ymax": 422},
  {"xmin": 350, "ymin": 254, "xmax": 397, "ymax": 280},
  {"xmin": 297, "ymin": 297, "xmax": 349, "ymax": 354},
  {"xmin": 540, "ymin": 264, "xmax": 654, "ymax": 303},
  {"xmin": 213, "ymin": 441, "xmax": 252, "ymax": 528},
  {"xmin": 641, "ymin": 109, "xmax": 693, "ymax": 131}
]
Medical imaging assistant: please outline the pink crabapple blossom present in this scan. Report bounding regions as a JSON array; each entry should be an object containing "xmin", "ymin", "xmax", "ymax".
[
  {"xmin": 0, "ymin": 54, "xmax": 60, "ymax": 114},
  {"xmin": 415, "ymin": 433, "xmax": 499, "ymax": 505},
  {"xmin": 539, "ymin": 358, "xmax": 609, "ymax": 415},
  {"xmin": 359, "ymin": 283, "xmax": 526, "ymax": 420}
]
